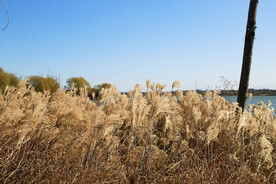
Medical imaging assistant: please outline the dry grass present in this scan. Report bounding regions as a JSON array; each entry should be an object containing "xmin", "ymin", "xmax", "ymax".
[{"xmin": 0, "ymin": 80, "xmax": 275, "ymax": 183}]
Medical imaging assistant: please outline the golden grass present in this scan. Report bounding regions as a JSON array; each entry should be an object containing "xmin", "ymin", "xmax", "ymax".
[{"xmin": 0, "ymin": 80, "xmax": 275, "ymax": 183}]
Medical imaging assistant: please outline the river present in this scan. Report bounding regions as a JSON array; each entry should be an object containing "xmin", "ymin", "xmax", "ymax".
[{"xmin": 223, "ymin": 96, "xmax": 276, "ymax": 109}]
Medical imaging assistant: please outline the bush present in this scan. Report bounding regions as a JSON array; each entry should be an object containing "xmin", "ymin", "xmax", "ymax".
[
  {"xmin": 27, "ymin": 75, "xmax": 59, "ymax": 94},
  {"xmin": 0, "ymin": 67, "xmax": 19, "ymax": 93}
]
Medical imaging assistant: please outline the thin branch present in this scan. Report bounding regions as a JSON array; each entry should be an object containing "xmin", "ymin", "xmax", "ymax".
[{"xmin": 1, "ymin": 0, "xmax": 9, "ymax": 31}]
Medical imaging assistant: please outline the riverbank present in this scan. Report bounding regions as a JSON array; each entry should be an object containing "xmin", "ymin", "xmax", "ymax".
[{"xmin": 193, "ymin": 89, "xmax": 276, "ymax": 96}]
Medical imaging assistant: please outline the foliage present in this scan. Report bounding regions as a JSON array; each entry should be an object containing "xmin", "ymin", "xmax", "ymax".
[
  {"xmin": 95, "ymin": 82, "xmax": 111, "ymax": 90},
  {"xmin": 89, "ymin": 83, "xmax": 112, "ymax": 99},
  {"xmin": 27, "ymin": 75, "xmax": 59, "ymax": 94},
  {"xmin": 0, "ymin": 68, "xmax": 9, "ymax": 93},
  {"xmin": 45, "ymin": 77, "xmax": 60, "ymax": 93},
  {"xmin": 0, "ymin": 80, "xmax": 275, "ymax": 183},
  {"xmin": 66, "ymin": 77, "xmax": 91, "ymax": 90},
  {"xmin": 0, "ymin": 67, "xmax": 19, "ymax": 93},
  {"xmin": 8, "ymin": 74, "xmax": 19, "ymax": 87}
]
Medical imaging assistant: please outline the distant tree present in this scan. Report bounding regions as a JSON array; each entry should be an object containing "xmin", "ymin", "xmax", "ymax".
[
  {"xmin": 95, "ymin": 83, "xmax": 112, "ymax": 90},
  {"xmin": 0, "ymin": 67, "xmax": 10, "ymax": 93},
  {"xmin": 66, "ymin": 77, "xmax": 91, "ymax": 90},
  {"xmin": 28, "ymin": 76, "xmax": 59, "ymax": 94},
  {"xmin": 28, "ymin": 76, "xmax": 45, "ymax": 92},
  {"xmin": 45, "ymin": 77, "xmax": 60, "ymax": 93},
  {"xmin": 89, "ymin": 83, "xmax": 112, "ymax": 99},
  {"xmin": 0, "ymin": 67, "xmax": 20, "ymax": 93},
  {"xmin": 8, "ymin": 73, "xmax": 19, "ymax": 87}
]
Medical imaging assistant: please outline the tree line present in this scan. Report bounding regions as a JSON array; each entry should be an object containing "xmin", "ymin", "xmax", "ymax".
[{"xmin": 0, "ymin": 67, "xmax": 111, "ymax": 99}]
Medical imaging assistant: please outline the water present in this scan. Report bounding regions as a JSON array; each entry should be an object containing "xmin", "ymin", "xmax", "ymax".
[{"xmin": 223, "ymin": 96, "xmax": 276, "ymax": 109}]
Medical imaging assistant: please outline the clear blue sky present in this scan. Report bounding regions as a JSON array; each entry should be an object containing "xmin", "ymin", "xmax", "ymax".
[{"xmin": 1, "ymin": 0, "xmax": 276, "ymax": 91}]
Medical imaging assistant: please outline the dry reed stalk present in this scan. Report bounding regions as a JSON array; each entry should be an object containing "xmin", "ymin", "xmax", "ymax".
[{"xmin": 0, "ymin": 81, "xmax": 275, "ymax": 183}]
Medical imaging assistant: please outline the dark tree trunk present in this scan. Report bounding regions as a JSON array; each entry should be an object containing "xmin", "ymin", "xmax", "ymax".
[{"xmin": 237, "ymin": 0, "xmax": 259, "ymax": 111}]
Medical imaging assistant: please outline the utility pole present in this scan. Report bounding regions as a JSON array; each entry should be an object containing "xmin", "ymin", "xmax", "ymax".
[{"xmin": 237, "ymin": 0, "xmax": 259, "ymax": 111}]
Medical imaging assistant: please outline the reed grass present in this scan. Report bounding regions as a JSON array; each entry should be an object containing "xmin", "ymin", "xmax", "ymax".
[{"xmin": 0, "ymin": 80, "xmax": 275, "ymax": 183}]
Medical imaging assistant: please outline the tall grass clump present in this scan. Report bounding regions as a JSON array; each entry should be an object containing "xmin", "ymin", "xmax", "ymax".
[{"xmin": 0, "ymin": 80, "xmax": 275, "ymax": 183}]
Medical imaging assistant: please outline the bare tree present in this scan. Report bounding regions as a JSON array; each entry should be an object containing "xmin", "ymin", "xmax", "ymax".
[
  {"xmin": 1, "ymin": 0, "xmax": 9, "ymax": 30},
  {"xmin": 237, "ymin": 0, "xmax": 259, "ymax": 111}
]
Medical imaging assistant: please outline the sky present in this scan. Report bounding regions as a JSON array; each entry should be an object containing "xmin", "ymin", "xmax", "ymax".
[{"xmin": 0, "ymin": 0, "xmax": 276, "ymax": 92}]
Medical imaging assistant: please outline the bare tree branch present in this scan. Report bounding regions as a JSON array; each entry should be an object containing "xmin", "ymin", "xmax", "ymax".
[{"xmin": 1, "ymin": 0, "xmax": 9, "ymax": 31}]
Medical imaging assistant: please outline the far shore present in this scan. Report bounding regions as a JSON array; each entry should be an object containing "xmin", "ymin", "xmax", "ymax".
[
  {"xmin": 191, "ymin": 89, "xmax": 276, "ymax": 96},
  {"xmin": 120, "ymin": 89, "xmax": 276, "ymax": 97}
]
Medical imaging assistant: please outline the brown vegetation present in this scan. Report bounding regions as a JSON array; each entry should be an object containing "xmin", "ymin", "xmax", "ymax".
[{"xmin": 0, "ymin": 80, "xmax": 275, "ymax": 183}]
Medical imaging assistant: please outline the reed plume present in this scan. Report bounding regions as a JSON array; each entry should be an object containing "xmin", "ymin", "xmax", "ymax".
[{"xmin": 0, "ymin": 80, "xmax": 275, "ymax": 183}]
